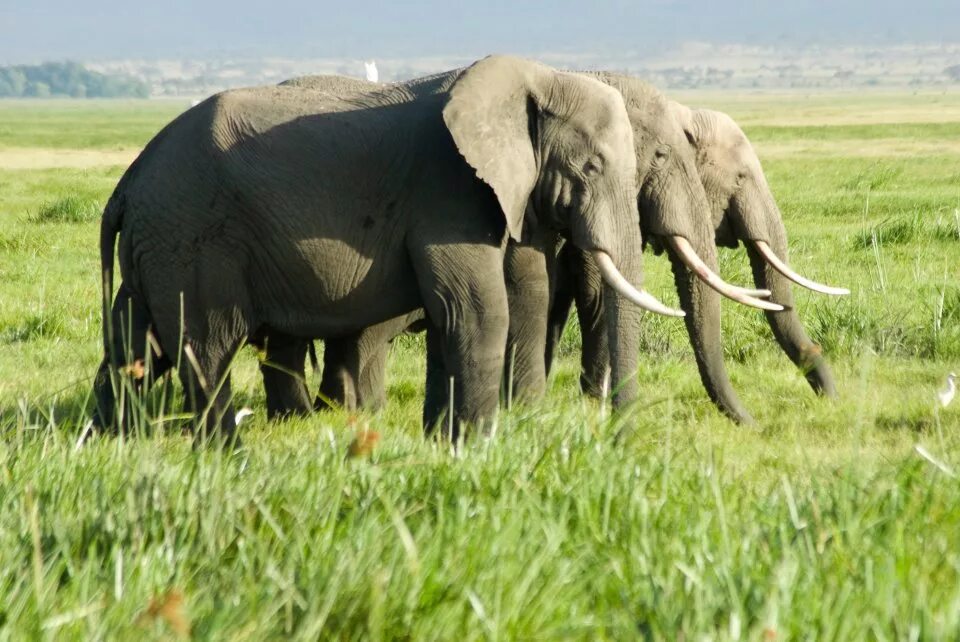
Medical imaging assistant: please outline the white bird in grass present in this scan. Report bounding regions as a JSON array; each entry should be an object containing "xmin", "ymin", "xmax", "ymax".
[
  {"xmin": 938, "ymin": 372, "xmax": 957, "ymax": 408},
  {"xmin": 235, "ymin": 407, "xmax": 254, "ymax": 426},
  {"xmin": 364, "ymin": 60, "xmax": 379, "ymax": 83}
]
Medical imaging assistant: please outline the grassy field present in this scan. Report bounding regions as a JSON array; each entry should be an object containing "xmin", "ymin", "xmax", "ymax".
[{"xmin": 0, "ymin": 91, "xmax": 959, "ymax": 639}]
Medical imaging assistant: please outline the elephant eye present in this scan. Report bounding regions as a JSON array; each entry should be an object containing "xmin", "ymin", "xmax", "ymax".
[
  {"xmin": 654, "ymin": 147, "xmax": 670, "ymax": 163},
  {"xmin": 583, "ymin": 160, "xmax": 602, "ymax": 178}
]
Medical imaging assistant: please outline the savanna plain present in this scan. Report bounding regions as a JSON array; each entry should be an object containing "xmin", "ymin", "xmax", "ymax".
[{"xmin": 0, "ymin": 90, "xmax": 959, "ymax": 639}]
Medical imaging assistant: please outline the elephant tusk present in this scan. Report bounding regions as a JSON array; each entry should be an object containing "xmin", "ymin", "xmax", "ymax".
[
  {"xmin": 591, "ymin": 251, "xmax": 686, "ymax": 318},
  {"xmin": 753, "ymin": 240, "xmax": 850, "ymax": 296},
  {"xmin": 667, "ymin": 236, "xmax": 785, "ymax": 312}
]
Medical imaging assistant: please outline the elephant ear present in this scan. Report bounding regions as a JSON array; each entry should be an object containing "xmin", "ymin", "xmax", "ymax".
[
  {"xmin": 443, "ymin": 56, "xmax": 545, "ymax": 242},
  {"xmin": 670, "ymin": 101, "xmax": 699, "ymax": 146}
]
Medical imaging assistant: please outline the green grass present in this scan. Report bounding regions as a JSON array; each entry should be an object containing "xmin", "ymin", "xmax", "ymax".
[
  {"xmin": 33, "ymin": 195, "xmax": 103, "ymax": 224},
  {"xmin": 744, "ymin": 121, "xmax": 960, "ymax": 143},
  {"xmin": 1, "ymin": 96, "xmax": 959, "ymax": 639},
  {"xmin": 0, "ymin": 99, "xmax": 187, "ymax": 150}
]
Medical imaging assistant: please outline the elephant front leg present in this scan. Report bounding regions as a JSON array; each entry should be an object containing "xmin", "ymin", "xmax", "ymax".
[
  {"xmin": 422, "ymin": 327, "xmax": 450, "ymax": 434},
  {"xmin": 567, "ymin": 246, "xmax": 610, "ymax": 398},
  {"xmin": 504, "ymin": 240, "xmax": 551, "ymax": 406},
  {"xmin": 412, "ymin": 240, "xmax": 509, "ymax": 440}
]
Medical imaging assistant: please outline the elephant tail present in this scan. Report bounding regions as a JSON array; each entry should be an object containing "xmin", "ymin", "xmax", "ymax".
[
  {"xmin": 99, "ymin": 188, "xmax": 125, "ymax": 348},
  {"xmin": 99, "ymin": 149, "xmax": 145, "ymax": 350}
]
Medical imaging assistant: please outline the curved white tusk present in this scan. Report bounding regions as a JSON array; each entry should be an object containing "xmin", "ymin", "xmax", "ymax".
[
  {"xmin": 668, "ymin": 236, "xmax": 774, "ymax": 298},
  {"xmin": 667, "ymin": 236, "xmax": 785, "ymax": 312},
  {"xmin": 591, "ymin": 251, "xmax": 686, "ymax": 318},
  {"xmin": 753, "ymin": 240, "xmax": 850, "ymax": 296}
]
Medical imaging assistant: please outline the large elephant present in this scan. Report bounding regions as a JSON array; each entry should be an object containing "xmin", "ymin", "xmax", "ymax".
[
  {"xmin": 548, "ymin": 105, "xmax": 848, "ymax": 423},
  {"xmin": 91, "ymin": 55, "xmax": 678, "ymax": 441},
  {"xmin": 255, "ymin": 72, "xmax": 781, "ymax": 421}
]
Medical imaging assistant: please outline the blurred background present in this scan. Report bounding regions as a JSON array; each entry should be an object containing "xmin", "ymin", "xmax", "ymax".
[{"xmin": 1, "ymin": 0, "xmax": 959, "ymax": 97}]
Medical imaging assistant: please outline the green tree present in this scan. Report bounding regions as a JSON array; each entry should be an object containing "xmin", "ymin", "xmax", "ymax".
[{"xmin": 0, "ymin": 62, "xmax": 149, "ymax": 98}]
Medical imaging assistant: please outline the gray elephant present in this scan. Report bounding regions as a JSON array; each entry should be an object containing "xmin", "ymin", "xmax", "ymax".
[
  {"xmin": 547, "ymin": 104, "xmax": 848, "ymax": 423},
  {"xmin": 255, "ymin": 72, "xmax": 780, "ymax": 421},
  {"xmin": 92, "ymin": 55, "xmax": 678, "ymax": 441},
  {"xmin": 267, "ymin": 100, "xmax": 848, "ymax": 424}
]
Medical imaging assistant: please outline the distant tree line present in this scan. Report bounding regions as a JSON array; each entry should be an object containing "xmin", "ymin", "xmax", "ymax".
[{"xmin": 0, "ymin": 62, "xmax": 149, "ymax": 98}]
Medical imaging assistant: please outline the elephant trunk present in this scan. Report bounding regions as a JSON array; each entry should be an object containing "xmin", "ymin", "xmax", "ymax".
[
  {"xmin": 604, "ymin": 241, "xmax": 643, "ymax": 408},
  {"xmin": 666, "ymin": 235, "xmax": 754, "ymax": 424},
  {"xmin": 743, "ymin": 217, "xmax": 838, "ymax": 397}
]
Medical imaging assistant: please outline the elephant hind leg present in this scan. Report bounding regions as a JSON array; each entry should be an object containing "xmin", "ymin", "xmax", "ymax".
[
  {"xmin": 155, "ymin": 264, "xmax": 254, "ymax": 446},
  {"xmin": 174, "ymin": 324, "xmax": 250, "ymax": 446},
  {"xmin": 353, "ymin": 312, "xmax": 421, "ymax": 411},
  {"xmin": 254, "ymin": 332, "xmax": 312, "ymax": 420},
  {"xmin": 93, "ymin": 283, "xmax": 171, "ymax": 433},
  {"xmin": 356, "ymin": 341, "xmax": 390, "ymax": 411},
  {"xmin": 318, "ymin": 335, "xmax": 361, "ymax": 411},
  {"xmin": 177, "ymin": 350, "xmax": 240, "ymax": 445}
]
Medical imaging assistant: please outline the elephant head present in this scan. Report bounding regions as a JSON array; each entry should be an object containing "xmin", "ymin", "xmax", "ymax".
[
  {"xmin": 584, "ymin": 73, "xmax": 779, "ymax": 410},
  {"xmin": 673, "ymin": 105, "xmax": 848, "ymax": 415},
  {"xmin": 443, "ymin": 57, "xmax": 683, "ymax": 317}
]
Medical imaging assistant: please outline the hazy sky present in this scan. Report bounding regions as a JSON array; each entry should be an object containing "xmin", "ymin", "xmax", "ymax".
[{"xmin": 2, "ymin": 0, "xmax": 959, "ymax": 63}]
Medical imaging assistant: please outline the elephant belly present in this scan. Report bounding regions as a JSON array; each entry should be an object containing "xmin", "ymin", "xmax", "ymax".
[{"xmin": 252, "ymin": 235, "xmax": 421, "ymax": 339}]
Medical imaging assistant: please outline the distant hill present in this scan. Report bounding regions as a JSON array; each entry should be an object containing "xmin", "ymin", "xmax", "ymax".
[{"xmin": 0, "ymin": 62, "xmax": 148, "ymax": 98}]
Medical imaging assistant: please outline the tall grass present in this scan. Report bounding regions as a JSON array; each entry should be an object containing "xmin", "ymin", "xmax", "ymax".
[
  {"xmin": 33, "ymin": 195, "xmax": 102, "ymax": 224},
  {"xmin": 0, "ymin": 94, "xmax": 959, "ymax": 638}
]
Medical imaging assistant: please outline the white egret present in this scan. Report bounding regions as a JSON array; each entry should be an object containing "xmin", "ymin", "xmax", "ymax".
[
  {"xmin": 235, "ymin": 407, "xmax": 254, "ymax": 426},
  {"xmin": 938, "ymin": 372, "xmax": 956, "ymax": 408}
]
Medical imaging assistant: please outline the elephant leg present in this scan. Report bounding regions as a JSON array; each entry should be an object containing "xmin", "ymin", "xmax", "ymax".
[
  {"xmin": 422, "ymin": 326, "xmax": 451, "ymax": 435},
  {"xmin": 410, "ymin": 236, "xmax": 508, "ymax": 440},
  {"xmin": 567, "ymin": 246, "xmax": 610, "ymax": 398},
  {"xmin": 177, "ymin": 350, "xmax": 240, "ymax": 445},
  {"xmin": 357, "ymin": 341, "xmax": 390, "ymax": 411},
  {"xmin": 160, "ymin": 265, "xmax": 252, "ymax": 445},
  {"xmin": 93, "ymin": 283, "xmax": 171, "ymax": 433},
  {"xmin": 545, "ymin": 272, "xmax": 573, "ymax": 380},
  {"xmin": 257, "ymin": 333, "xmax": 312, "ymax": 420},
  {"xmin": 504, "ymin": 240, "xmax": 550, "ymax": 406},
  {"xmin": 316, "ymin": 314, "xmax": 416, "ymax": 412},
  {"xmin": 318, "ymin": 335, "xmax": 360, "ymax": 411},
  {"xmin": 354, "ymin": 313, "xmax": 420, "ymax": 410}
]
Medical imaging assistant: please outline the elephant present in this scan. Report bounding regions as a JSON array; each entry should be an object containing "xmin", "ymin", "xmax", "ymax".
[
  {"xmin": 546, "ymin": 104, "xmax": 849, "ymax": 423},
  {"xmin": 253, "ymin": 72, "xmax": 784, "ymax": 421},
  {"xmin": 91, "ymin": 55, "xmax": 680, "ymax": 442}
]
